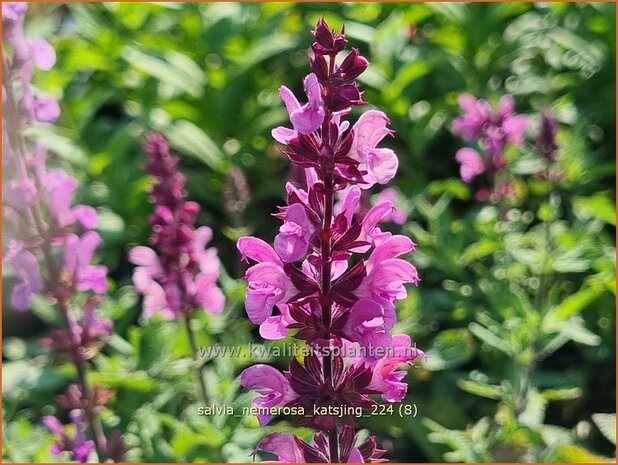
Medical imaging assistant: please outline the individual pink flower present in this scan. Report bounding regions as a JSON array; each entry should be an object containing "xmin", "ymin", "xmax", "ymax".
[
  {"xmin": 4, "ymin": 178, "xmax": 38, "ymax": 209},
  {"xmin": 29, "ymin": 94, "xmax": 61, "ymax": 123},
  {"xmin": 452, "ymin": 93, "xmax": 492, "ymax": 141},
  {"xmin": 341, "ymin": 298, "xmax": 394, "ymax": 352},
  {"xmin": 356, "ymin": 235, "xmax": 420, "ymax": 305},
  {"xmin": 274, "ymin": 203, "xmax": 315, "ymax": 263},
  {"xmin": 455, "ymin": 147, "xmax": 485, "ymax": 183},
  {"xmin": 4, "ymin": 239, "xmax": 44, "ymax": 311},
  {"xmin": 376, "ymin": 188, "xmax": 407, "ymax": 225},
  {"xmin": 272, "ymin": 73, "xmax": 325, "ymax": 144},
  {"xmin": 42, "ymin": 412, "xmax": 95, "ymax": 463},
  {"xmin": 30, "ymin": 38, "xmax": 56, "ymax": 70},
  {"xmin": 44, "ymin": 169, "xmax": 98, "ymax": 229},
  {"xmin": 240, "ymin": 364, "xmax": 299, "ymax": 425},
  {"xmin": 62, "ymin": 232, "xmax": 108, "ymax": 294},
  {"xmin": 254, "ymin": 432, "xmax": 305, "ymax": 463},
  {"xmin": 237, "ymin": 236, "xmax": 302, "ymax": 325},
  {"xmin": 347, "ymin": 110, "xmax": 398, "ymax": 187},
  {"xmin": 2, "ymin": 2, "xmax": 28, "ymax": 21},
  {"xmin": 367, "ymin": 334, "xmax": 425, "ymax": 402}
]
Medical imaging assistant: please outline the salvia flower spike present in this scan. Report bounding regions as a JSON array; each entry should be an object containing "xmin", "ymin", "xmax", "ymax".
[
  {"xmin": 238, "ymin": 18, "xmax": 424, "ymax": 463},
  {"xmin": 3, "ymin": 3, "xmax": 122, "ymax": 461}
]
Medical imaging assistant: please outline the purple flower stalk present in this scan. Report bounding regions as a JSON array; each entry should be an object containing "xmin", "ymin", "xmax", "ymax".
[
  {"xmin": 535, "ymin": 110, "xmax": 559, "ymax": 163},
  {"xmin": 130, "ymin": 133, "xmax": 225, "ymax": 320},
  {"xmin": 452, "ymin": 93, "xmax": 528, "ymax": 201},
  {"xmin": 129, "ymin": 133, "xmax": 225, "ymax": 402},
  {"xmin": 238, "ymin": 19, "xmax": 423, "ymax": 462},
  {"xmin": 3, "ymin": 4, "xmax": 121, "ymax": 461}
]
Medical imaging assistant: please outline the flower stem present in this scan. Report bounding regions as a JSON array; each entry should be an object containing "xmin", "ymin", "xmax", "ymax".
[
  {"xmin": 3, "ymin": 75, "xmax": 107, "ymax": 462},
  {"xmin": 317, "ymin": 52, "xmax": 342, "ymax": 464},
  {"xmin": 183, "ymin": 314, "xmax": 209, "ymax": 404}
]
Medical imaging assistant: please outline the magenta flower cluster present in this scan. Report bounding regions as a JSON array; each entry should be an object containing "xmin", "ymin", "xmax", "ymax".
[
  {"xmin": 3, "ymin": 4, "xmax": 121, "ymax": 461},
  {"xmin": 237, "ymin": 19, "xmax": 423, "ymax": 462},
  {"xmin": 129, "ymin": 133, "xmax": 225, "ymax": 319},
  {"xmin": 452, "ymin": 94, "xmax": 528, "ymax": 201}
]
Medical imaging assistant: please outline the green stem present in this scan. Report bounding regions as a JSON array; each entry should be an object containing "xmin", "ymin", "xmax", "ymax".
[{"xmin": 184, "ymin": 314, "xmax": 209, "ymax": 404}]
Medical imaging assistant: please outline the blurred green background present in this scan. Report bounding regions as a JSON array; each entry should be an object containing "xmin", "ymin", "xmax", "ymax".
[{"xmin": 3, "ymin": 2, "xmax": 616, "ymax": 463}]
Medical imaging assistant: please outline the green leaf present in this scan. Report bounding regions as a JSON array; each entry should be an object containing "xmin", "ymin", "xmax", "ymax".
[
  {"xmin": 469, "ymin": 322, "xmax": 512, "ymax": 355},
  {"xmin": 424, "ymin": 328, "xmax": 475, "ymax": 371},
  {"xmin": 123, "ymin": 46, "xmax": 204, "ymax": 98},
  {"xmin": 164, "ymin": 119, "xmax": 225, "ymax": 171},
  {"xmin": 592, "ymin": 413, "xmax": 616, "ymax": 445},
  {"xmin": 573, "ymin": 194, "xmax": 616, "ymax": 226},
  {"xmin": 549, "ymin": 285, "xmax": 605, "ymax": 321},
  {"xmin": 456, "ymin": 379, "xmax": 503, "ymax": 400}
]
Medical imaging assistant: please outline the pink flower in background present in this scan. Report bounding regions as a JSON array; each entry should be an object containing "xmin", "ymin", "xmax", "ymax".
[
  {"xmin": 62, "ymin": 232, "xmax": 108, "ymax": 294},
  {"xmin": 452, "ymin": 93, "xmax": 528, "ymax": 202},
  {"xmin": 4, "ymin": 5, "xmax": 122, "ymax": 459},
  {"xmin": 453, "ymin": 93, "xmax": 527, "ymax": 157},
  {"xmin": 129, "ymin": 134, "xmax": 224, "ymax": 319},
  {"xmin": 4, "ymin": 177, "xmax": 38, "ymax": 209},
  {"xmin": 455, "ymin": 147, "xmax": 485, "ymax": 183},
  {"xmin": 45, "ymin": 169, "xmax": 98, "ymax": 229},
  {"xmin": 2, "ymin": 2, "xmax": 28, "ymax": 21},
  {"xmin": 376, "ymin": 188, "xmax": 407, "ymax": 225},
  {"xmin": 43, "ymin": 412, "xmax": 95, "ymax": 463},
  {"xmin": 536, "ymin": 109, "xmax": 559, "ymax": 162},
  {"xmin": 4, "ymin": 240, "xmax": 44, "ymax": 311}
]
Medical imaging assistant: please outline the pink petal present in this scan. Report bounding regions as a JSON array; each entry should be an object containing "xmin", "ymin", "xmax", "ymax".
[
  {"xmin": 257, "ymin": 433, "xmax": 304, "ymax": 463},
  {"xmin": 259, "ymin": 315, "xmax": 289, "ymax": 340},
  {"xmin": 366, "ymin": 147, "xmax": 398, "ymax": 185},
  {"xmin": 237, "ymin": 236, "xmax": 282, "ymax": 266}
]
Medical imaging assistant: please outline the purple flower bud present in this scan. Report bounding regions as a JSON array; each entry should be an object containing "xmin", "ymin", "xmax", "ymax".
[{"xmin": 311, "ymin": 18, "xmax": 347, "ymax": 55}]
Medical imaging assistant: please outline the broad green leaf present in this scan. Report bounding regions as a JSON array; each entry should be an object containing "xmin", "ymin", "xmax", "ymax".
[{"xmin": 123, "ymin": 47, "xmax": 204, "ymax": 98}]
